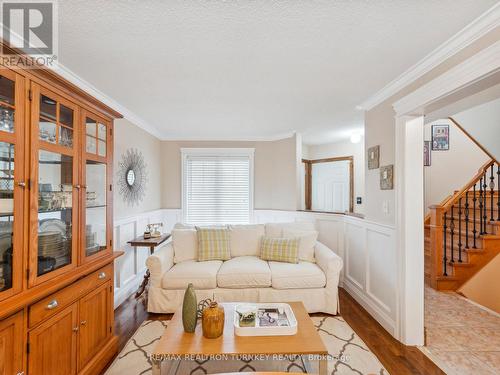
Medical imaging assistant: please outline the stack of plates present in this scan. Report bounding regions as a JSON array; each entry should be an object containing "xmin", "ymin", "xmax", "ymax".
[{"xmin": 38, "ymin": 231, "xmax": 69, "ymax": 267}]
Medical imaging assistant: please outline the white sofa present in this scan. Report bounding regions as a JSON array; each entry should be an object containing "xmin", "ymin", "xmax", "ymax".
[{"xmin": 146, "ymin": 222, "xmax": 343, "ymax": 314}]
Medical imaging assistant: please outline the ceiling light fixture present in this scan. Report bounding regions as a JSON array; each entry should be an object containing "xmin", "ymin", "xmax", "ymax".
[{"xmin": 350, "ymin": 132, "xmax": 362, "ymax": 144}]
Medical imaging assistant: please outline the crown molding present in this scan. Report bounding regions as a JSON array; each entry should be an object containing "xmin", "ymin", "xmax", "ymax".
[
  {"xmin": 53, "ymin": 63, "xmax": 163, "ymax": 138},
  {"xmin": 160, "ymin": 131, "xmax": 297, "ymax": 142},
  {"xmin": 393, "ymin": 41, "xmax": 500, "ymax": 116},
  {"xmin": 358, "ymin": 2, "xmax": 500, "ymax": 111}
]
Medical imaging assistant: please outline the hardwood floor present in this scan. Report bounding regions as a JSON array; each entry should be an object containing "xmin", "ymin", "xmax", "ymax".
[{"xmin": 106, "ymin": 288, "xmax": 444, "ymax": 375}]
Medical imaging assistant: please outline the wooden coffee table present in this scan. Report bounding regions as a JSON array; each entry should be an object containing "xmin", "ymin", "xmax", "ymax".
[{"xmin": 151, "ymin": 301, "xmax": 328, "ymax": 375}]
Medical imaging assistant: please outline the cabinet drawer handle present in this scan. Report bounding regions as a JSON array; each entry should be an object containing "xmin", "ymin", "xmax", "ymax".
[
  {"xmin": 16, "ymin": 372, "xmax": 24, "ymax": 375},
  {"xmin": 74, "ymin": 184, "xmax": 81, "ymax": 189},
  {"xmin": 72, "ymin": 326, "xmax": 79, "ymax": 332},
  {"xmin": 46, "ymin": 300, "xmax": 58, "ymax": 310},
  {"xmin": 98, "ymin": 272, "xmax": 106, "ymax": 279},
  {"xmin": 17, "ymin": 181, "xmax": 26, "ymax": 188}
]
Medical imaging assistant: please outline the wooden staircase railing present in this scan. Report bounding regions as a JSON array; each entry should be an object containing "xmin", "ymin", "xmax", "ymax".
[{"xmin": 427, "ymin": 159, "xmax": 500, "ymax": 290}]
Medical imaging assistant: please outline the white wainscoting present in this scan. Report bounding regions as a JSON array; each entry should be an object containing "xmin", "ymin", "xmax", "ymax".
[
  {"xmin": 254, "ymin": 210, "xmax": 396, "ymax": 336},
  {"xmin": 114, "ymin": 208, "xmax": 397, "ymax": 338},
  {"xmin": 342, "ymin": 216, "xmax": 397, "ymax": 336},
  {"xmin": 113, "ymin": 208, "xmax": 181, "ymax": 307}
]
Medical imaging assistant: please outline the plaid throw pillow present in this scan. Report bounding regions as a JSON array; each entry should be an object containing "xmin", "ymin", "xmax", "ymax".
[
  {"xmin": 260, "ymin": 237, "xmax": 299, "ymax": 263},
  {"xmin": 196, "ymin": 227, "xmax": 231, "ymax": 261}
]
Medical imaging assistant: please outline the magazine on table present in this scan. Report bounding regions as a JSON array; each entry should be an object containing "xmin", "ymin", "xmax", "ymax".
[{"xmin": 257, "ymin": 308, "xmax": 290, "ymax": 327}]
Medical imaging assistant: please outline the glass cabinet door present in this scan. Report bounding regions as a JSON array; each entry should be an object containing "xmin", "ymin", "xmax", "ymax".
[
  {"xmin": 30, "ymin": 84, "xmax": 79, "ymax": 286},
  {"xmin": 81, "ymin": 112, "xmax": 111, "ymax": 263},
  {"xmin": 0, "ymin": 69, "xmax": 25, "ymax": 301}
]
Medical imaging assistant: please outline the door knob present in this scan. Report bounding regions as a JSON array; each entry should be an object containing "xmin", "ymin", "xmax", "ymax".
[
  {"xmin": 81, "ymin": 320, "xmax": 87, "ymax": 326},
  {"xmin": 17, "ymin": 181, "xmax": 26, "ymax": 187},
  {"xmin": 72, "ymin": 326, "xmax": 79, "ymax": 332},
  {"xmin": 98, "ymin": 272, "xmax": 106, "ymax": 279}
]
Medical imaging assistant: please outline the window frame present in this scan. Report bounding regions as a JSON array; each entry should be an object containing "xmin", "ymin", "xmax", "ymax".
[{"xmin": 181, "ymin": 148, "xmax": 255, "ymax": 225}]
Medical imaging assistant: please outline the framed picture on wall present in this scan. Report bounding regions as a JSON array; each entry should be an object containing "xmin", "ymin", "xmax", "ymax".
[
  {"xmin": 380, "ymin": 165, "xmax": 394, "ymax": 190},
  {"xmin": 367, "ymin": 145, "xmax": 380, "ymax": 169},
  {"xmin": 424, "ymin": 141, "xmax": 431, "ymax": 166},
  {"xmin": 431, "ymin": 125, "xmax": 449, "ymax": 150}
]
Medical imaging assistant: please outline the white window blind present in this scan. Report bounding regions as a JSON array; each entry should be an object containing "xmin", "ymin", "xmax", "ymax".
[{"xmin": 182, "ymin": 149, "xmax": 254, "ymax": 225}]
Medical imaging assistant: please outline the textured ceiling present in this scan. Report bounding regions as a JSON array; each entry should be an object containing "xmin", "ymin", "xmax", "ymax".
[{"xmin": 58, "ymin": 0, "xmax": 497, "ymax": 144}]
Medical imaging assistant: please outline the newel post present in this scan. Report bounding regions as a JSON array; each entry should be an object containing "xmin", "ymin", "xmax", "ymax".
[{"xmin": 428, "ymin": 205, "xmax": 445, "ymax": 288}]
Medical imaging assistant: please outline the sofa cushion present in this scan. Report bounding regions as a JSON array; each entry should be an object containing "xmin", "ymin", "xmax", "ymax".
[
  {"xmin": 264, "ymin": 221, "xmax": 316, "ymax": 238},
  {"xmin": 268, "ymin": 261, "xmax": 326, "ymax": 289},
  {"xmin": 282, "ymin": 228, "xmax": 318, "ymax": 263},
  {"xmin": 229, "ymin": 224, "xmax": 265, "ymax": 257},
  {"xmin": 217, "ymin": 256, "xmax": 271, "ymax": 288},
  {"xmin": 162, "ymin": 260, "xmax": 222, "ymax": 290},
  {"xmin": 196, "ymin": 227, "xmax": 231, "ymax": 261},
  {"xmin": 260, "ymin": 237, "xmax": 299, "ymax": 263},
  {"xmin": 172, "ymin": 229, "xmax": 197, "ymax": 263}
]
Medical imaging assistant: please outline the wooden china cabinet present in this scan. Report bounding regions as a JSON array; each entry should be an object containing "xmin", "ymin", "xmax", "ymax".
[{"xmin": 0, "ymin": 45, "xmax": 122, "ymax": 375}]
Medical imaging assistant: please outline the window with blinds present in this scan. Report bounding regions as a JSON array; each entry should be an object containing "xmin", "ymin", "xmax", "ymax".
[{"xmin": 182, "ymin": 149, "xmax": 254, "ymax": 225}]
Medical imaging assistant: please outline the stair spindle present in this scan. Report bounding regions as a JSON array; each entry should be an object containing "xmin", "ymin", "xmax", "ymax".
[
  {"xmin": 458, "ymin": 198, "xmax": 463, "ymax": 263},
  {"xmin": 450, "ymin": 206, "xmax": 455, "ymax": 263},
  {"xmin": 465, "ymin": 191, "xmax": 470, "ymax": 249},
  {"xmin": 497, "ymin": 164, "xmax": 500, "ymax": 221},
  {"xmin": 473, "ymin": 184, "xmax": 477, "ymax": 249},
  {"xmin": 443, "ymin": 213, "xmax": 448, "ymax": 276},
  {"xmin": 479, "ymin": 177, "xmax": 484, "ymax": 235},
  {"xmin": 490, "ymin": 165, "xmax": 495, "ymax": 222},
  {"xmin": 483, "ymin": 174, "xmax": 488, "ymax": 234}
]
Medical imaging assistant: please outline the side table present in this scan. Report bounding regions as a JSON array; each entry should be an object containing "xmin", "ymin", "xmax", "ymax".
[{"xmin": 128, "ymin": 233, "xmax": 171, "ymax": 298}]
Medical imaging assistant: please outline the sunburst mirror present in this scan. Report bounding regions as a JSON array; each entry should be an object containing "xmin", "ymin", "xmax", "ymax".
[{"xmin": 117, "ymin": 148, "xmax": 148, "ymax": 205}]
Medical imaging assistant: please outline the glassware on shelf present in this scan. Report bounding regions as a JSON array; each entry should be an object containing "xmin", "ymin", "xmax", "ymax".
[
  {"xmin": 37, "ymin": 150, "xmax": 73, "ymax": 276},
  {"xmin": 0, "ymin": 141, "xmax": 14, "ymax": 292},
  {"xmin": 85, "ymin": 160, "xmax": 107, "ymax": 257},
  {"xmin": 0, "ymin": 108, "xmax": 14, "ymax": 133}
]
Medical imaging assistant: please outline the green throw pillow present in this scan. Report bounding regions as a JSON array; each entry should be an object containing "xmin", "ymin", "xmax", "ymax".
[
  {"xmin": 196, "ymin": 227, "xmax": 231, "ymax": 261},
  {"xmin": 260, "ymin": 237, "xmax": 299, "ymax": 263}
]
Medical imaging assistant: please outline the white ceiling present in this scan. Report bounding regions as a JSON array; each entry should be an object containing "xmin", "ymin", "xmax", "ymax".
[{"xmin": 57, "ymin": 0, "xmax": 498, "ymax": 145}]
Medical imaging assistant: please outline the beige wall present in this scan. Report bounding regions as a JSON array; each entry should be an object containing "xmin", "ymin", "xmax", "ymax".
[
  {"xmin": 364, "ymin": 27, "xmax": 500, "ymax": 225},
  {"xmin": 459, "ymin": 254, "xmax": 500, "ymax": 313},
  {"xmin": 424, "ymin": 119, "xmax": 490, "ymax": 212},
  {"xmin": 160, "ymin": 135, "xmax": 300, "ymax": 211},
  {"xmin": 304, "ymin": 138, "xmax": 365, "ymax": 214},
  {"xmin": 453, "ymin": 97, "xmax": 500, "ymax": 161},
  {"xmin": 113, "ymin": 118, "xmax": 162, "ymax": 220}
]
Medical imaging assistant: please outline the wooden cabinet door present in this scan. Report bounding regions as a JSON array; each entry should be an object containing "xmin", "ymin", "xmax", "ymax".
[
  {"xmin": 80, "ymin": 110, "xmax": 113, "ymax": 265},
  {"xmin": 78, "ymin": 281, "xmax": 112, "ymax": 370},
  {"xmin": 29, "ymin": 83, "xmax": 80, "ymax": 287},
  {"xmin": 0, "ymin": 311, "xmax": 24, "ymax": 375},
  {"xmin": 0, "ymin": 68, "xmax": 26, "ymax": 302},
  {"xmin": 29, "ymin": 303, "xmax": 78, "ymax": 375}
]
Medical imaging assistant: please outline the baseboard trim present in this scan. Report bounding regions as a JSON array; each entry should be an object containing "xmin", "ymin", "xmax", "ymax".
[
  {"xmin": 343, "ymin": 278, "xmax": 396, "ymax": 336},
  {"xmin": 114, "ymin": 270, "xmax": 145, "ymax": 308}
]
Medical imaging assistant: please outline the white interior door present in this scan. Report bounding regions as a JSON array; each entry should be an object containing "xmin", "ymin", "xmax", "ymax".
[{"xmin": 311, "ymin": 160, "xmax": 350, "ymax": 212}]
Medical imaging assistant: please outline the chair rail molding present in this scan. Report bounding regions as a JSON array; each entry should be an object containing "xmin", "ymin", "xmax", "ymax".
[
  {"xmin": 358, "ymin": 2, "xmax": 500, "ymax": 111},
  {"xmin": 255, "ymin": 209, "xmax": 397, "ymax": 335},
  {"xmin": 113, "ymin": 208, "xmax": 180, "ymax": 307}
]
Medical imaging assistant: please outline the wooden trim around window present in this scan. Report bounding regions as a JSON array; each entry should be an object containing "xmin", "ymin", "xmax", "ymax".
[{"xmin": 302, "ymin": 156, "xmax": 354, "ymax": 212}]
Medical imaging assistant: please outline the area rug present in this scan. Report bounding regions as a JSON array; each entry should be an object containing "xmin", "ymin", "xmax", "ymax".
[{"xmin": 106, "ymin": 316, "xmax": 388, "ymax": 374}]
